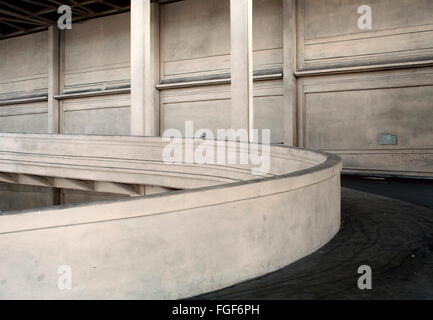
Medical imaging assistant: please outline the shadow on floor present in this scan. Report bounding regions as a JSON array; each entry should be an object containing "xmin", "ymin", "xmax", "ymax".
[
  {"xmin": 196, "ymin": 181, "xmax": 433, "ymax": 300},
  {"xmin": 341, "ymin": 175, "xmax": 433, "ymax": 209}
]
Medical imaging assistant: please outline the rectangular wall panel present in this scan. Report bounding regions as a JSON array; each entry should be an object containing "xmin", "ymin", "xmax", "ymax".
[
  {"xmin": 0, "ymin": 31, "xmax": 48, "ymax": 100},
  {"xmin": 161, "ymin": 0, "xmax": 283, "ymax": 82},
  {"xmin": 161, "ymin": 80, "xmax": 285, "ymax": 144},
  {"xmin": 298, "ymin": 67, "xmax": 433, "ymax": 176},
  {"xmin": 61, "ymin": 13, "xmax": 131, "ymax": 136},
  {"xmin": 298, "ymin": 0, "xmax": 433, "ymax": 70},
  {"xmin": 63, "ymin": 13, "xmax": 130, "ymax": 93},
  {"xmin": 0, "ymin": 101, "xmax": 48, "ymax": 134},
  {"xmin": 62, "ymin": 94, "xmax": 130, "ymax": 135}
]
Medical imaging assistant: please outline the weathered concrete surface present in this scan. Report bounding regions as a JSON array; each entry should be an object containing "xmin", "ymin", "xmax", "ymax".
[
  {"xmin": 0, "ymin": 136, "xmax": 341, "ymax": 299},
  {"xmin": 2, "ymin": 0, "xmax": 433, "ymax": 176},
  {"xmin": 0, "ymin": 132, "xmax": 331, "ymax": 210},
  {"xmin": 198, "ymin": 187, "xmax": 433, "ymax": 300}
]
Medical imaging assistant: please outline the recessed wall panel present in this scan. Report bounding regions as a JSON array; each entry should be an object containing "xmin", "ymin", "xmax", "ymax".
[
  {"xmin": 62, "ymin": 94, "xmax": 130, "ymax": 135},
  {"xmin": 299, "ymin": 0, "xmax": 433, "ymax": 70},
  {"xmin": 0, "ymin": 31, "xmax": 48, "ymax": 99},
  {"xmin": 63, "ymin": 13, "xmax": 130, "ymax": 91},
  {"xmin": 161, "ymin": 80, "xmax": 284, "ymax": 144},
  {"xmin": 299, "ymin": 67, "xmax": 433, "ymax": 176},
  {"xmin": 161, "ymin": 0, "xmax": 283, "ymax": 81}
]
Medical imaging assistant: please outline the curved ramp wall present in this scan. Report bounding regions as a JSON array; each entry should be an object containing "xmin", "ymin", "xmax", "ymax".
[{"xmin": 0, "ymin": 134, "xmax": 342, "ymax": 299}]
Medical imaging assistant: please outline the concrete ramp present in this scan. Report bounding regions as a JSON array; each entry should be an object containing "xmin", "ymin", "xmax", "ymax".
[{"xmin": 0, "ymin": 133, "xmax": 341, "ymax": 299}]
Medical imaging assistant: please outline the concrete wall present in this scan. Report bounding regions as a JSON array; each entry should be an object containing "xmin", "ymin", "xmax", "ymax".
[
  {"xmin": 0, "ymin": 0, "xmax": 432, "ymax": 178},
  {"xmin": 299, "ymin": 0, "xmax": 433, "ymax": 70},
  {"xmin": 161, "ymin": 0, "xmax": 282, "ymax": 80},
  {"xmin": 61, "ymin": 13, "xmax": 130, "ymax": 135},
  {"xmin": 161, "ymin": 80, "xmax": 285, "ymax": 143},
  {"xmin": 297, "ymin": 0, "xmax": 433, "ymax": 177},
  {"xmin": 0, "ymin": 31, "xmax": 48, "ymax": 134},
  {"xmin": 0, "ymin": 14, "xmax": 131, "ymax": 208},
  {"xmin": 159, "ymin": 0, "xmax": 285, "ymax": 143},
  {"xmin": 62, "ymin": 94, "xmax": 130, "ymax": 135},
  {"xmin": 298, "ymin": 68, "xmax": 433, "ymax": 176},
  {"xmin": 0, "ymin": 32, "xmax": 51, "ymax": 211},
  {"xmin": 0, "ymin": 0, "xmax": 283, "ymax": 142}
]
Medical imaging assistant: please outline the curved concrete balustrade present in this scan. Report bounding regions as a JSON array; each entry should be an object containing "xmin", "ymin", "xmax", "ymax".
[
  {"xmin": 0, "ymin": 133, "xmax": 325, "ymax": 189},
  {"xmin": 0, "ymin": 133, "xmax": 342, "ymax": 299}
]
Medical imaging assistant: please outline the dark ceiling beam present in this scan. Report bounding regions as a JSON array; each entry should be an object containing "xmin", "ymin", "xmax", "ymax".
[
  {"xmin": 0, "ymin": 7, "xmax": 52, "ymax": 26},
  {"xmin": 69, "ymin": 0, "xmax": 95, "ymax": 14},
  {"xmin": 0, "ymin": 1, "xmax": 54, "ymax": 25},
  {"xmin": 46, "ymin": 0, "xmax": 70, "ymax": 6},
  {"xmin": 0, "ymin": 15, "xmax": 41, "ymax": 25},
  {"xmin": 20, "ymin": 0, "xmax": 102, "ymax": 16},
  {"xmin": 0, "ymin": 0, "xmax": 189, "ymax": 40},
  {"xmin": 97, "ymin": 0, "xmax": 122, "ymax": 10},
  {"xmin": 72, "ymin": 7, "xmax": 130, "ymax": 24},
  {"xmin": 0, "ymin": 25, "xmax": 46, "ymax": 39},
  {"xmin": 153, "ymin": 0, "xmax": 184, "ymax": 4},
  {"xmin": 0, "ymin": 20, "xmax": 25, "ymax": 31},
  {"xmin": 45, "ymin": 0, "xmax": 87, "ymax": 13},
  {"xmin": 18, "ymin": 0, "xmax": 62, "ymax": 17},
  {"xmin": 10, "ymin": 0, "xmax": 57, "ymax": 21},
  {"xmin": 20, "ymin": 0, "xmax": 56, "ymax": 10}
]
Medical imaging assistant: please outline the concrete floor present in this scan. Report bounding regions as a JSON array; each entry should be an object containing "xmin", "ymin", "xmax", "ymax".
[{"xmin": 197, "ymin": 176, "xmax": 433, "ymax": 300}]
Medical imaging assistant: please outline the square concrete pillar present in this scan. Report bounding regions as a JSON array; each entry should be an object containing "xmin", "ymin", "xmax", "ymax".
[
  {"xmin": 283, "ymin": 0, "xmax": 297, "ymax": 146},
  {"xmin": 230, "ymin": 0, "xmax": 253, "ymax": 140},
  {"xmin": 48, "ymin": 26, "xmax": 60, "ymax": 134},
  {"xmin": 131, "ymin": 0, "xmax": 154, "ymax": 136}
]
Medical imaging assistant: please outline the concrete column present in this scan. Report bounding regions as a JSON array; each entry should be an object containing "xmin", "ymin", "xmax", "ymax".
[
  {"xmin": 151, "ymin": 2, "xmax": 160, "ymax": 135},
  {"xmin": 48, "ymin": 26, "xmax": 60, "ymax": 134},
  {"xmin": 282, "ymin": 0, "xmax": 297, "ymax": 146},
  {"xmin": 230, "ymin": 0, "xmax": 253, "ymax": 140},
  {"xmin": 131, "ymin": 0, "xmax": 153, "ymax": 136}
]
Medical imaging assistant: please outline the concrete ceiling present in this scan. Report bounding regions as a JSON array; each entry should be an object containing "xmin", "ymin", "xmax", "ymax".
[{"xmin": 0, "ymin": 0, "xmax": 183, "ymax": 40}]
